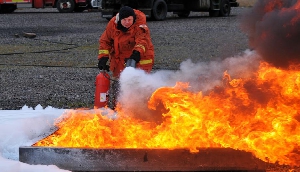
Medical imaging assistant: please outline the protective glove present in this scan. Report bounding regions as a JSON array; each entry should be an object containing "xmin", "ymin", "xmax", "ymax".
[
  {"xmin": 129, "ymin": 50, "xmax": 141, "ymax": 63},
  {"xmin": 98, "ymin": 57, "xmax": 110, "ymax": 71}
]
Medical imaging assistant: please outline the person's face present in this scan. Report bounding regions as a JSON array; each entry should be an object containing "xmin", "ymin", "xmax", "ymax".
[{"xmin": 121, "ymin": 16, "xmax": 134, "ymax": 28}]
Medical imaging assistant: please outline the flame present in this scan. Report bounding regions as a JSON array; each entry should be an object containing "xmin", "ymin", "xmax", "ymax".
[{"xmin": 34, "ymin": 62, "xmax": 300, "ymax": 166}]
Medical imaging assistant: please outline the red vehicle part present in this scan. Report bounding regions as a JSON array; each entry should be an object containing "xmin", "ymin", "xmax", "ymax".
[{"xmin": 34, "ymin": 0, "xmax": 44, "ymax": 8}]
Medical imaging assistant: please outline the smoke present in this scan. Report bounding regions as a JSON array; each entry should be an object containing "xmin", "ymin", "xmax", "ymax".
[
  {"xmin": 118, "ymin": 50, "xmax": 261, "ymax": 123},
  {"xmin": 240, "ymin": 0, "xmax": 300, "ymax": 68}
]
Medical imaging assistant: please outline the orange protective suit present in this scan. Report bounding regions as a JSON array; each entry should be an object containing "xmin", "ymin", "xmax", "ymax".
[{"xmin": 98, "ymin": 9, "xmax": 155, "ymax": 77}]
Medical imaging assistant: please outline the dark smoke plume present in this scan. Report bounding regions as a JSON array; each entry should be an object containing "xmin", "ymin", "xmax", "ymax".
[{"xmin": 240, "ymin": 0, "xmax": 300, "ymax": 68}]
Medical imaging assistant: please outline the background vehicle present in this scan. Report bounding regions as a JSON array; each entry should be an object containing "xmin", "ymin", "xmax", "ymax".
[
  {"xmin": 0, "ymin": 0, "xmax": 93, "ymax": 13},
  {"xmin": 92, "ymin": 0, "xmax": 239, "ymax": 21}
]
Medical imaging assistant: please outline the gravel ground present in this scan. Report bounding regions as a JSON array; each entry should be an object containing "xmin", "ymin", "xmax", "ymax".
[{"xmin": 0, "ymin": 7, "xmax": 250, "ymax": 110}]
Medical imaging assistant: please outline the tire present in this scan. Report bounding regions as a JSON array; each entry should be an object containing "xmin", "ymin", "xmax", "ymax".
[
  {"xmin": 56, "ymin": 0, "xmax": 75, "ymax": 13},
  {"xmin": 219, "ymin": 0, "xmax": 231, "ymax": 17},
  {"xmin": 151, "ymin": 0, "xmax": 167, "ymax": 21},
  {"xmin": 0, "ymin": 4, "xmax": 17, "ymax": 13},
  {"xmin": 177, "ymin": 11, "xmax": 190, "ymax": 18}
]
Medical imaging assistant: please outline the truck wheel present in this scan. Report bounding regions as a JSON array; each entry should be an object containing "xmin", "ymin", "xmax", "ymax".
[
  {"xmin": 56, "ymin": 0, "xmax": 75, "ymax": 13},
  {"xmin": 177, "ymin": 11, "xmax": 190, "ymax": 18},
  {"xmin": 151, "ymin": 0, "xmax": 167, "ymax": 21},
  {"xmin": 219, "ymin": 0, "xmax": 231, "ymax": 17}
]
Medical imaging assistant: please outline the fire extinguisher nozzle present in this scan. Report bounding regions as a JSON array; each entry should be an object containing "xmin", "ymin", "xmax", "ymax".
[{"xmin": 125, "ymin": 59, "xmax": 136, "ymax": 68}]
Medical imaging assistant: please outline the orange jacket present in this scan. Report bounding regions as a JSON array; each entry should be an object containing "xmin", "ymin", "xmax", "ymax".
[{"xmin": 98, "ymin": 9, "xmax": 155, "ymax": 77}]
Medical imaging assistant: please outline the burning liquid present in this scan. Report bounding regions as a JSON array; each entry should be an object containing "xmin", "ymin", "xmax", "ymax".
[{"xmin": 34, "ymin": 62, "xmax": 300, "ymax": 166}]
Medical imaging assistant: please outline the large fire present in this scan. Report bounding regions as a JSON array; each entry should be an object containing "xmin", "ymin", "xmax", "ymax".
[
  {"xmin": 34, "ymin": 0, "xmax": 300, "ymax": 168},
  {"xmin": 34, "ymin": 61, "xmax": 300, "ymax": 166}
]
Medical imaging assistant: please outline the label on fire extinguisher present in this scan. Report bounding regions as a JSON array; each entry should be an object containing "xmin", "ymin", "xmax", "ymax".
[{"xmin": 100, "ymin": 93, "xmax": 107, "ymax": 102}]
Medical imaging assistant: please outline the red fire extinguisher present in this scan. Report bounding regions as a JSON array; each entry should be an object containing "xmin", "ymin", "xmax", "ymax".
[{"xmin": 94, "ymin": 71, "xmax": 110, "ymax": 109}]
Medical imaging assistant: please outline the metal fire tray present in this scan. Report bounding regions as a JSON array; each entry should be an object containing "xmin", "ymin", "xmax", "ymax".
[{"xmin": 19, "ymin": 147, "xmax": 267, "ymax": 172}]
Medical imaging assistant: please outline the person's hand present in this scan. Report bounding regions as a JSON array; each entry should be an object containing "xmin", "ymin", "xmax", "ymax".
[
  {"xmin": 98, "ymin": 57, "xmax": 109, "ymax": 71},
  {"xmin": 129, "ymin": 50, "xmax": 141, "ymax": 63}
]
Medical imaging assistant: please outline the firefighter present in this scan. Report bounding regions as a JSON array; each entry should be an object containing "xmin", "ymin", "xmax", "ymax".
[{"xmin": 97, "ymin": 6, "xmax": 155, "ymax": 109}]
